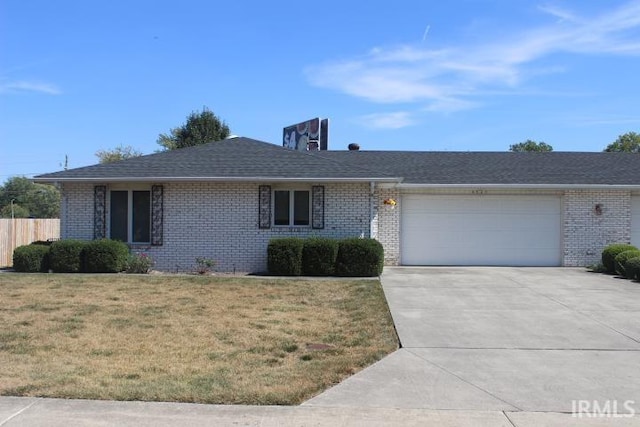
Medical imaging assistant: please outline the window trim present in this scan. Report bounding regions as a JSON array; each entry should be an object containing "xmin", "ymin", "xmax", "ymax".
[
  {"xmin": 273, "ymin": 188, "xmax": 311, "ymax": 227},
  {"xmin": 107, "ymin": 187, "xmax": 152, "ymax": 244}
]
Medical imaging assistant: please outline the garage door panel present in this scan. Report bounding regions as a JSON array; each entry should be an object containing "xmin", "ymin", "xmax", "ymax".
[{"xmin": 401, "ymin": 195, "xmax": 561, "ymax": 266}]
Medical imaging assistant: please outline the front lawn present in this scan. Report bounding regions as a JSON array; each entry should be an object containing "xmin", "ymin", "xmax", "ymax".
[{"xmin": 0, "ymin": 274, "xmax": 397, "ymax": 404}]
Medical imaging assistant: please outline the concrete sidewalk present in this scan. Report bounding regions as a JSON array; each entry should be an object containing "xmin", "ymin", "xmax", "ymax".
[{"xmin": 3, "ymin": 396, "xmax": 640, "ymax": 426}]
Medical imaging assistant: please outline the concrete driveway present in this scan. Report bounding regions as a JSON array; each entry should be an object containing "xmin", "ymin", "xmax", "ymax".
[{"xmin": 305, "ymin": 267, "xmax": 640, "ymax": 418}]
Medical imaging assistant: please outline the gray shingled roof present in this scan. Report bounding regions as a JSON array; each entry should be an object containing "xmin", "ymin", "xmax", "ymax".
[
  {"xmin": 313, "ymin": 150, "xmax": 640, "ymax": 185},
  {"xmin": 34, "ymin": 137, "xmax": 640, "ymax": 186},
  {"xmin": 34, "ymin": 137, "xmax": 399, "ymax": 183}
]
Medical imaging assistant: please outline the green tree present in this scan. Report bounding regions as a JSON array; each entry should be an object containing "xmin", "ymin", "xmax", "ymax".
[
  {"xmin": 509, "ymin": 140, "xmax": 553, "ymax": 152},
  {"xmin": 157, "ymin": 107, "xmax": 230, "ymax": 151},
  {"xmin": 0, "ymin": 177, "xmax": 60, "ymax": 218},
  {"xmin": 603, "ymin": 132, "xmax": 640, "ymax": 152},
  {"xmin": 96, "ymin": 145, "xmax": 143, "ymax": 163},
  {"xmin": 0, "ymin": 203, "xmax": 30, "ymax": 218}
]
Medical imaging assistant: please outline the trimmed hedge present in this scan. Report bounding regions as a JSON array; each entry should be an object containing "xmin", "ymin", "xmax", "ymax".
[
  {"xmin": 30, "ymin": 240, "xmax": 55, "ymax": 246},
  {"xmin": 83, "ymin": 239, "xmax": 130, "ymax": 273},
  {"xmin": 302, "ymin": 237, "xmax": 339, "ymax": 276},
  {"xmin": 335, "ymin": 238, "xmax": 384, "ymax": 277},
  {"xmin": 624, "ymin": 257, "xmax": 640, "ymax": 281},
  {"xmin": 49, "ymin": 239, "xmax": 88, "ymax": 273},
  {"xmin": 602, "ymin": 244, "xmax": 637, "ymax": 274},
  {"xmin": 615, "ymin": 250, "xmax": 640, "ymax": 278},
  {"xmin": 13, "ymin": 244, "xmax": 50, "ymax": 273},
  {"xmin": 267, "ymin": 238, "xmax": 304, "ymax": 276}
]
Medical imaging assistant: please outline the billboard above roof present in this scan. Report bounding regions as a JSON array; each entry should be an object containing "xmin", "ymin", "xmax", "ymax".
[{"xmin": 283, "ymin": 118, "xmax": 328, "ymax": 151}]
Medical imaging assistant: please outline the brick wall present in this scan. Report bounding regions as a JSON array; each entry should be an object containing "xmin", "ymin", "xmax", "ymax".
[
  {"xmin": 59, "ymin": 182, "xmax": 636, "ymax": 270},
  {"xmin": 563, "ymin": 190, "xmax": 631, "ymax": 266},
  {"xmin": 375, "ymin": 187, "xmax": 400, "ymax": 265},
  {"xmin": 60, "ymin": 183, "xmax": 94, "ymax": 240},
  {"xmin": 61, "ymin": 181, "xmax": 372, "ymax": 273}
]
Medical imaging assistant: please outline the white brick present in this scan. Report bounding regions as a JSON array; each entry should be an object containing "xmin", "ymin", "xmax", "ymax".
[{"xmin": 60, "ymin": 183, "xmax": 635, "ymax": 271}]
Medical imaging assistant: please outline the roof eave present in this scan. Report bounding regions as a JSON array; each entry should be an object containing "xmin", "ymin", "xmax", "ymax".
[
  {"xmin": 395, "ymin": 183, "xmax": 640, "ymax": 190},
  {"xmin": 33, "ymin": 176, "xmax": 402, "ymax": 184}
]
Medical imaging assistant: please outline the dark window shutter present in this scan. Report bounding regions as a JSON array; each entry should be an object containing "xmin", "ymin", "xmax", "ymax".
[
  {"xmin": 151, "ymin": 185, "xmax": 163, "ymax": 246},
  {"xmin": 259, "ymin": 185, "xmax": 271, "ymax": 229},
  {"xmin": 312, "ymin": 185, "xmax": 324, "ymax": 229},
  {"xmin": 93, "ymin": 185, "xmax": 106, "ymax": 239}
]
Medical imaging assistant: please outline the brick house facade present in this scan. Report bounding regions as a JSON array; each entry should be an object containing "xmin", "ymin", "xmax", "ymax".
[
  {"xmin": 59, "ymin": 181, "xmax": 636, "ymax": 271},
  {"xmin": 37, "ymin": 137, "xmax": 640, "ymax": 272}
]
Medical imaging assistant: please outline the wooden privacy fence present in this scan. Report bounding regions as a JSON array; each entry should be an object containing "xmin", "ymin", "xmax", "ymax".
[{"xmin": 0, "ymin": 219, "xmax": 60, "ymax": 267}]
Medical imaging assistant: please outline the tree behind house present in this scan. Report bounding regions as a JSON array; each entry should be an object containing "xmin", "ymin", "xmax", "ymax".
[
  {"xmin": 0, "ymin": 177, "xmax": 60, "ymax": 218},
  {"xmin": 95, "ymin": 145, "xmax": 143, "ymax": 163},
  {"xmin": 157, "ymin": 107, "xmax": 231, "ymax": 151},
  {"xmin": 509, "ymin": 140, "xmax": 553, "ymax": 152},
  {"xmin": 603, "ymin": 132, "xmax": 640, "ymax": 152}
]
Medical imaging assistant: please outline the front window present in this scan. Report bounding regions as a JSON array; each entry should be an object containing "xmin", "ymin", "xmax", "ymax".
[
  {"xmin": 274, "ymin": 190, "xmax": 310, "ymax": 226},
  {"xmin": 110, "ymin": 190, "xmax": 151, "ymax": 243}
]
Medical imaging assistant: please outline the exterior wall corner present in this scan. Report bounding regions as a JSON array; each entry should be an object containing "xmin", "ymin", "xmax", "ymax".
[
  {"xmin": 562, "ymin": 190, "xmax": 631, "ymax": 266},
  {"xmin": 375, "ymin": 187, "xmax": 400, "ymax": 265}
]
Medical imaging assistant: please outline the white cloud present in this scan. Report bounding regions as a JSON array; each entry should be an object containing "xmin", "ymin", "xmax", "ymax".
[
  {"xmin": 0, "ymin": 80, "xmax": 61, "ymax": 95},
  {"xmin": 537, "ymin": 4, "xmax": 582, "ymax": 23},
  {"xmin": 306, "ymin": 1, "xmax": 640, "ymax": 119},
  {"xmin": 422, "ymin": 98, "xmax": 479, "ymax": 114},
  {"xmin": 355, "ymin": 111, "xmax": 417, "ymax": 129}
]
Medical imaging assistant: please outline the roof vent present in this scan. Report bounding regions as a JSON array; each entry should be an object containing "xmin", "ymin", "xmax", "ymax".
[
  {"xmin": 348, "ymin": 143, "xmax": 360, "ymax": 151},
  {"xmin": 225, "ymin": 134, "xmax": 239, "ymax": 139}
]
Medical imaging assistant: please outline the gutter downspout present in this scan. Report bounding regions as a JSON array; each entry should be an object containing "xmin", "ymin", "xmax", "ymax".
[{"xmin": 370, "ymin": 181, "xmax": 377, "ymax": 239}]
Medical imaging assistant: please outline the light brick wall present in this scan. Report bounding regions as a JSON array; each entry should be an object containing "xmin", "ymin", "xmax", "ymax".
[
  {"xmin": 59, "ymin": 182, "xmax": 635, "ymax": 270},
  {"xmin": 375, "ymin": 187, "xmax": 400, "ymax": 265},
  {"xmin": 60, "ymin": 182, "xmax": 372, "ymax": 273},
  {"xmin": 60, "ymin": 183, "xmax": 94, "ymax": 240},
  {"xmin": 563, "ymin": 190, "xmax": 631, "ymax": 266}
]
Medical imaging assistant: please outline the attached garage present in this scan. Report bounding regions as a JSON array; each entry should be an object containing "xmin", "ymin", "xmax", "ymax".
[
  {"xmin": 401, "ymin": 194, "xmax": 562, "ymax": 266},
  {"xmin": 632, "ymin": 196, "xmax": 640, "ymax": 247}
]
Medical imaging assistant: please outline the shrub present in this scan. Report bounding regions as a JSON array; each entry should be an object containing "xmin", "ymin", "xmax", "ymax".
[
  {"xmin": 587, "ymin": 263, "xmax": 607, "ymax": 273},
  {"xmin": 267, "ymin": 238, "xmax": 304, "ymax": 276},
  {"xmin": 602, "ymin": 244, "xmax": 638, "ymax": 274},
  {"xmin": 302, "ymin": 238, "xmax": 339, "ymax": 276},
  {"xmin": 82, "ymin": 239, "xmax": 130, "ymax": 273},
  {"xmin": 195, "ymin": 257, "xmax": 216, "ymax": 275},
  {"xmin": 13, "ymin": 244, "xmax": 50, "ymax": 273},
  {"xmin": 49, "ymin": 239, "xmax": 88, "ymax": 273},
  {"xmin": 30, "ymin": 240, "xmax": 54, "ymax": 246},
  {"xmin": 335, "ymin": 238, "xmax": 384, "ymax": 277},
  {"xmin": 614, "ymin": 250, "xmax": 640, "ymax": 277},
  {"xmin": 623, "ymin": 256, "xmax": 640, "ymax": 281},
  {"xmin": 126, "ymin": 253, "xmax": 154, "ymax": 274}
]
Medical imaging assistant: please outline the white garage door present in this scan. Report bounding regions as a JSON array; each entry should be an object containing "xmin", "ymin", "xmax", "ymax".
[
  {"xmin": 632, "ymin": 196, "xmax": 640, "ymax": 247},
  {"xmin": 401, "ymin": 195, "xmax": 562, "ymax": 266}
]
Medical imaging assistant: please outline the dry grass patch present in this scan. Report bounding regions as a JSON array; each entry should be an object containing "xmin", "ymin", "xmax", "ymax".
[{"xmin": 0, "ymin": 274, "xmax": 397, "ymax": 404}]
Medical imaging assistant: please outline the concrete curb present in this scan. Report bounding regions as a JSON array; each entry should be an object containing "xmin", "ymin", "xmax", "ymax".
[{"xmin": 3, "ymin": 397, "xmax": 639, "ymax": 426}]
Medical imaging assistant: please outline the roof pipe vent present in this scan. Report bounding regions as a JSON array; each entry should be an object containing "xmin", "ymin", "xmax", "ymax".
[{"xmin": 348, "ymin": 143, "xmax": 360, "ymax": 151}]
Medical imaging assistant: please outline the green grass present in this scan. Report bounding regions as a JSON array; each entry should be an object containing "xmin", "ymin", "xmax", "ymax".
[{"xmin": 0, "ymin": 274, "xmax": 397, "ymax": 404}]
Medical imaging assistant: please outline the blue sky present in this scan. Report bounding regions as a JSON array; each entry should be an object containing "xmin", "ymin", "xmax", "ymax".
[{"xmin": 2, "ymin": 1, "xmax": 640, "ymax": 180}]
